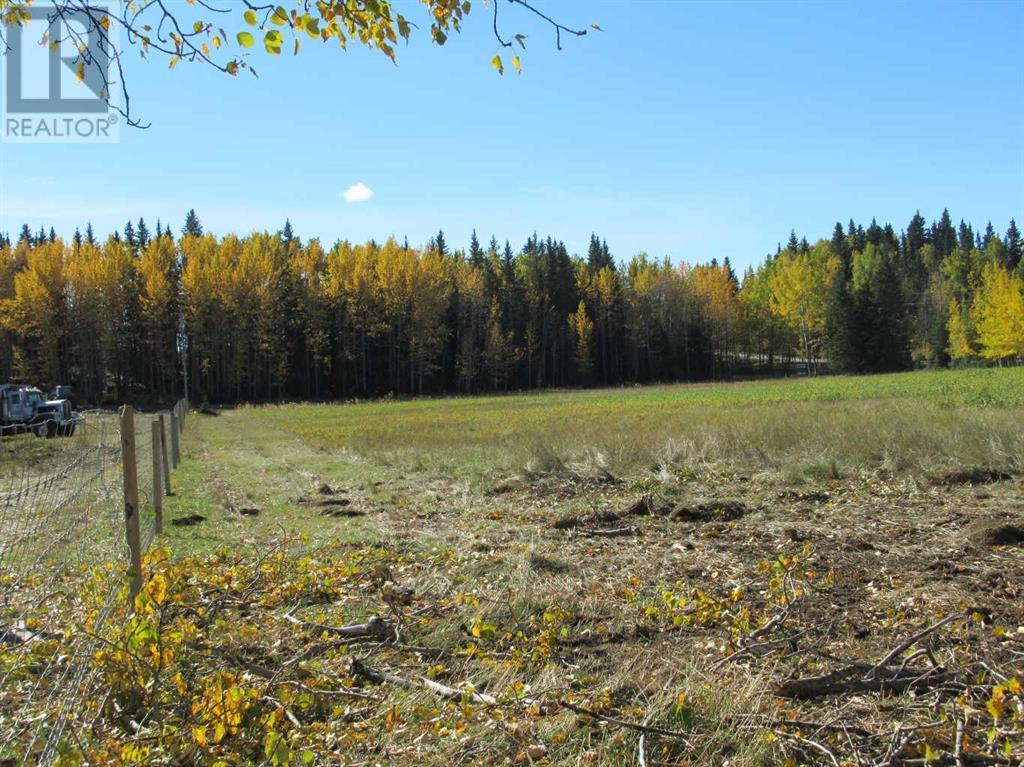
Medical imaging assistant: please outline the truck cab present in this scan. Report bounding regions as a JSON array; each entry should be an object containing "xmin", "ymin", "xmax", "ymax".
[{"xmin": 1, "ymin": 384, "xmax": 81, "ymax": 437}]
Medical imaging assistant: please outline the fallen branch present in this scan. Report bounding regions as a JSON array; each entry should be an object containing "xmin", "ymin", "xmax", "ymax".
[
  {"xmin": 777, "ymin": 614, "xmax": 960, "ymax": 700},
  {"xmin": 558, "ymin": 700, "xmax": 693, "ymax": 745},
  {"xmin": 284, "ymin": 613, "xmax": 394, "ymax": 641},
  {"xmin": 579, "ymin": 526, "xmax": 635, "ymax": 538},
  {"xmin": 865, "ymin": 614, "xmax": 957, "ymax": 680},
  {"xmin": 776, "ymin": 667, "xmax": 951, "ymax": 700},
  {"xmin": 349, "ymin": 658, "xmax": 499, "ymax": 705}
]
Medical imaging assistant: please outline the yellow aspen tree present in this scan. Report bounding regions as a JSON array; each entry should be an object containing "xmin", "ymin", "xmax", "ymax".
[
  {"xmin": 568, "ymin": 299, "xmax": 594, "ymax": 383},
  {"xmin": 945, "ymin": 297, "xmax": 975, "ymax": 362},
  {"xmin": 769, "ymin": 245, "xmax": 835, "ymax": 372},
  {"xmin": 2, "ymin": 240, "xmax": 68, "ymax": 385},
  {"xmin": 971, "ymin": 261, "xmax": 1024, "ymax": 361},
  {"xmin": 409, "ymin": 245, "xmax": 453, "ymax": 393},
  {"xmin": 138, "ymin": 235, "xmax": 179, "ymax": 395}
]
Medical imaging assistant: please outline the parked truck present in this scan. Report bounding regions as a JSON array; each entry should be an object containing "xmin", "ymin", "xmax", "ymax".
[{"xmin": 0, "ymin": 384, "xmax": 81, "ymax": 438}]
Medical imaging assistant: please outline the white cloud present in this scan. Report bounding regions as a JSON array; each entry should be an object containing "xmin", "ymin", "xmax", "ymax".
[{"xmin": 342, "ymin": 182, "xmax": 374, "ymax": 203}]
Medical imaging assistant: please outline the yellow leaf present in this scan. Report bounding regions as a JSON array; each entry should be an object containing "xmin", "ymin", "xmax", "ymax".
[
  {"xmin": 270, "ymin": 6, "xmax": 288, "ymax": 26},
  {"xmin": 243, "ymin": 9, "xmax": 257, "ymax": 26},
  {"xmin": 491, "ymin": 54, "xmax": 503, "ymax": 75},
  {"xmin": 512, "ymin": 55, "xmax": 521, "ymax": 73}
]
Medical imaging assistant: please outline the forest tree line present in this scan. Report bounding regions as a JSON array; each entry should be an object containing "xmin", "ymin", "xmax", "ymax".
[{"xmin": 0, "ymin": 209, "xmax": 1021, "ymax": 404}]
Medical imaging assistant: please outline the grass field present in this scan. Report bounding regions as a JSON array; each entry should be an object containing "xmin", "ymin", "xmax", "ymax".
[
  {"xmin": 7, "ymin": 368, "xmax": 1024, "ymax": 765},
  {"xmin": 170, "ymin": 368, "xmax": 1024, "ymax": 543},
  {"xmin": 128, "ymin": 367, "xmax": 1024, "ymax": 766}
]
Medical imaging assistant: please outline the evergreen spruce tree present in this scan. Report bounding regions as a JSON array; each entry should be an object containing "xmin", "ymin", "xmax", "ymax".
[
  {"xmin": 958, "ymin": 220, "xmax": 974, "ymax": 251},
  {"xmin": 982, "ymin": 221, "xmax": 996, "ymax": 248},
  {"xmin": 502, "ymin": 241, "xmax": 515, "ymax": 275},
  {"xmin": 18, "ymin": 224, "xmax": 31, "ymax": 244},
  {"xmin": 137, "ymin": 218, "xmax": 150, "ymax": 249},
  {"xmin": 587, "ymin": 233, "xmax": 614, "ymax": 271},
  {"xmin": 72, "ymin": 228, "xmax": 82, "ymax": 248},
  {"xmin": 906, "ymin": 211, "xmax": 927, "ymax": 256},
  {"xmin": 932, "ymin": 208, "xmax": 956, "ymax": 258},
  {"xmin": 48, "ymin": 227, "xmax": 56, "ymax": 243},
  {"xmin": 866, "ymin": 218, "xmax": 883, "ymax": 246},
  {"xmin": 831, "ymin": 222, "xmax": 848, "ymax": 259},
  {"xmin": 1005, "ymin": 219, "xmax": 1021, "ymax": 271},
  {"xmin": 36, "ymin": 226, "xmax": 46, "ymax": 245},
  {"xmin": 468, "ymin": 229, "xmax": 484, "ymax": 267},
  {"xmin": 871, "ymin": 252, "xmax": 910, "ymax": 370},
  {"xmin": 825, "ymin": 243, "xmax": 857, "ymax": 372},
  {"xmin": 85, "ymin": 222, "xmax": 96, "ymax": 245},
  {"xmin": 787, "ymin": 230, "xmax": 799, "ymax": 251},
  {"xmin": 183, "ymin": 209, "xmax": 204, "ymax": 237},
  {"xmin": 124, "ymin": 220, "xmax": 137, "ymax": 250},
  {"xmin": 434, "ymin": 229, "xmax": 447, "ymax": 257}
]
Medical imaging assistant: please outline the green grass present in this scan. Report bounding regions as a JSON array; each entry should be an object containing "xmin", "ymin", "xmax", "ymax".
[
  {"xmin": 162, "ymin": 367, "xmax": 1024, "ymax": 555},
  {"xmin": 246, "ymin": 367, "xmax": 1024, "ymax": 478}
]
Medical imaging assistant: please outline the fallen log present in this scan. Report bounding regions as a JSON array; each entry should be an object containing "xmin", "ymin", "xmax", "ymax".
[{"xmin": 775, "ymin": 668, "xmax": 952, "ymax": 700}]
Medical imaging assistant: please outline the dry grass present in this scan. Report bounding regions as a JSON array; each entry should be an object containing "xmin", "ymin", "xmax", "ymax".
[{"xmin": 5, "ymin": 370, "xmax": 1023, "ymax": 765}]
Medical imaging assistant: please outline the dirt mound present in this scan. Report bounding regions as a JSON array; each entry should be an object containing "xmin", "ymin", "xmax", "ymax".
[
  {"xmin": 777, "ymin": 490, "xmax": 830, "ymax": 503},
  {"xmin": 171, "ymin": 513, "xmax": 205, "ymax": 526},
  {"xmin": 934, "ymin": 467, "xmax": 1012, "ymax": 486},
  {"xmin": 670, "ymin": 500, "xmax": 749, "ymax": 522},
  {"xmin": 552, "ymin": 509, "xmax": 621, "ymax": 530},
  {"xmin": 319, "ymin": 507, "xmax": 366, "ymax": 519},
  {"xmin": 551, "ymin": 495, "xmax": 748, "ymax": 530},
  {"xmin": 977, "ymin": 524, "xmax": 1024, "ymax": 547}
]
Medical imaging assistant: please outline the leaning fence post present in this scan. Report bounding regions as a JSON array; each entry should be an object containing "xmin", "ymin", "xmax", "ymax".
[
  {"xmin": 120, "ymin": 406, "xmax": 143, "ymax": 606},
  {"xmin": 159, "ymin": 413, "xmax": 172, "ymax": 495},
  {"xmin": 170, "ymin": 407, "xmax": 181, "ymax": 468},
  {"xmin": 152, "ymin": 418, "xmax": 163, "ymax": 535}
]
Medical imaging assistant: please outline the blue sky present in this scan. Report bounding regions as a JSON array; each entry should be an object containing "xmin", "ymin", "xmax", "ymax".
[{"xmin": 1, "ymin": 0, "xmax": 1022, "ymax": 271}]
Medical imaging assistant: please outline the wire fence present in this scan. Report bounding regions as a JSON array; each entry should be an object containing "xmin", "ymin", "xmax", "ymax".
[{"xmin": 0, "ymin": 400, "xmax": 189, "ymax": 765}]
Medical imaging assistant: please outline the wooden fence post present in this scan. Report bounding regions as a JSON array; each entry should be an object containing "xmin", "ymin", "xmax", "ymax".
[
  {"xmin": 170, "ymin": 407, "xmax": 180, "ymax": 468},
  {"xmin": 159, "ymin": 413, "xmax": 172, "ymax": 495},
  {"xmin": 120, "ymin": 406, "xmax": 142, "ymax": 606},
  {"xmin": 152, "ymin": 418, "xmax": 163, "ymax": 535}
]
